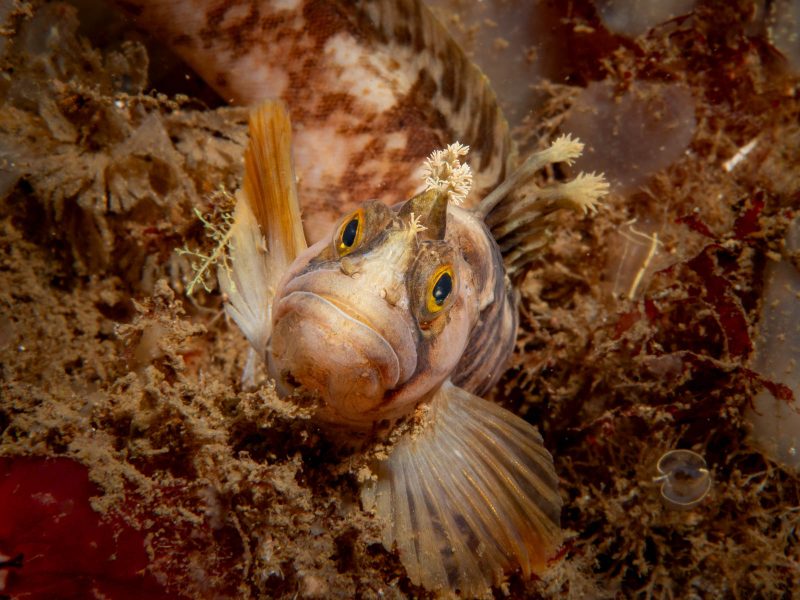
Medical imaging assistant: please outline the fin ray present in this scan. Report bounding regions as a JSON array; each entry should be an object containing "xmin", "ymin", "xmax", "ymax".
[
  {"xmin": 362, "ymin": 382, "xmax": 562, "ymax": 595},
  {"xmin": 436, "ymin": 407, "xmax": 533, "ymax": 555},
  {"xmin": 433, "ymin": 411, "xmax": 520, "ymax": 558},
  {"xmin": 453, "ymin": 424, "xmax": 539, "ymax": 569},
  {"xmin": 404, "ymin": 449, "xmax": 450, "ymax": 588},
  {"xmin": 242, "ymin": 101, "xmax": 306, "ymax": 264},
  {"xmin": 410, "ymin": 426, "xmax": 501, "ymax": 588},
  {"xmin": 459, "ymin": 399, "xmax": 562, "ymax": 514},
  {"xmin": 219, "ymin": 100, "xmax": 307, "ymax": 356},
  {"xmin": 418, "ymin": 426, "xmax": 512, "ymax": 581}
]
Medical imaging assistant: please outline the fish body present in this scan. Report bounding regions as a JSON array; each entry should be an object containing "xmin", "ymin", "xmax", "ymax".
[
  {"xmin": 115, "ymin": 0, "xmax": 512, "ymax": 243},
  {"xmin": 220, "ymin": 102, "xmax": 607, "ymax": 595},
  {"xmin": 120, "ymin": 0, "xmax": 608, "ymax": 592}
]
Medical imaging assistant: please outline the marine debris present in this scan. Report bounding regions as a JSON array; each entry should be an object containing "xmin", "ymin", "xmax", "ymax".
[{"xmin": 654, "ymin": 449, "xmax": 713, "ymax": 509}]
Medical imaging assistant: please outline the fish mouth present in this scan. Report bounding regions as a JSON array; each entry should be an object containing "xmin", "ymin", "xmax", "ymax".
[
  {"xmin": 313, "ymin": 293, "xmax": 384, "ymax": 339},
  {"xmin": 273, "ymin": 284, "xmax": 418, "ymax": 380},
  {"xmin": 270, "ymin": 290, "xmax": 416, "ymax": 421},
  {"xmin": 284, "ymin": 290, "xmax": 400, "ymax": 375}
]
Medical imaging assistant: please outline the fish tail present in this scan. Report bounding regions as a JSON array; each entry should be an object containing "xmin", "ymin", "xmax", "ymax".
[
  {"xmin": 361, "ymin": 382, "xmax": 562, "ymax": 595},
  {"xmin": 219, "ymin": 100, "xmax": 306, "ymax": 357},
  {"xmin": 478, "ymin": 134, "xmax": 609, "ymax": 278}
]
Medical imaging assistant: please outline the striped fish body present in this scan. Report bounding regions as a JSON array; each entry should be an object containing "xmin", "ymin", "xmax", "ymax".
[{"xmin": 448, "ymin": 207, "xmax": 518, "ymax": 397}]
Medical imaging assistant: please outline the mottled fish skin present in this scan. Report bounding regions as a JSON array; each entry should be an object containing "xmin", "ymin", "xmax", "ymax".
[{"xmin": 114, "ymin": 0, "xmax": 512, "ymax": 242}]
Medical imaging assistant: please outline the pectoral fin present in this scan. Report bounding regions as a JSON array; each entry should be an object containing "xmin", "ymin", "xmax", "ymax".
[
  {"xmin": 361, "ymin": 382, "xmax": 562, "ymax": 595},
  {"xmin": 219, "ymin": 100, "xmax": 306, "ymax": 357}
]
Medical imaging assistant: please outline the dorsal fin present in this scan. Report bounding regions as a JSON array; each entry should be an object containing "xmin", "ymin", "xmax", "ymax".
[
  {"xmin": 219, "ymin": 101, "xmax": 307, "ymax": 359},
  {"xmin": 243, "ymin": 101, "xmax": 306, "ymax": 265}
]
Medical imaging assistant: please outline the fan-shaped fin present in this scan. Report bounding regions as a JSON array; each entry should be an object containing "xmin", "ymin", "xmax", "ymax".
[
  {"xmin": 219, "ymin": 100, "xmax": 306, "ymax": 357},
  {"xmin": 361, "ymin": 382, "xmax": 562, "ymax": 596}
]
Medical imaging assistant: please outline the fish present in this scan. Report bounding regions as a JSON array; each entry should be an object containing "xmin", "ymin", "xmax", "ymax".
[
  {"xmin": 219, "ymin": 100, "xmax": 608, "ymax": 595},
  {"xmin": 117, "ymin": 0, "xmax": 610, "ymax": 591}
]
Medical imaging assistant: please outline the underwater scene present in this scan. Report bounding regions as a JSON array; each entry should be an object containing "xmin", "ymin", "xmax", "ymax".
[{"xmin": 0, "ymin": 0, "xmax": 798, "ymax": 598}]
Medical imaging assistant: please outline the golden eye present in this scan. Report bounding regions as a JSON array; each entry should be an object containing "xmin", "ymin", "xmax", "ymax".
[
  {"xmin": 336, "ymin": 208, "xmax": 364, "ymax": 256},
  {"xmin": 425, "ymin": 265, "xmax": 455, "ymax": 314}
]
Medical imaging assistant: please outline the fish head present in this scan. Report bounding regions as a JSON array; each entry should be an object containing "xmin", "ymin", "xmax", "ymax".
[{"xmin": 270, "ymin": 190, "xmax": 478, "ymax": 427}]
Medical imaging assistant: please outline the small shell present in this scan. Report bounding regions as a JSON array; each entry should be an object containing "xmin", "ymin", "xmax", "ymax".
[{"xmin": 653, "ymin": 449, "xmax": 712, "ymax": 509}]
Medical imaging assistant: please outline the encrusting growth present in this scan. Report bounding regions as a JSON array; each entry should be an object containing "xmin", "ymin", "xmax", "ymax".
[{"xmin": 482, "ymin": 134, "xmax": 609, "ymax": 277}]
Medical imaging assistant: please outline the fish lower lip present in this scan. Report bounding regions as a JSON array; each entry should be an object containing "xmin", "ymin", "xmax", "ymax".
[{"xmin": 273, "ymin": 288, "xmax": 418, "ymax": 388}]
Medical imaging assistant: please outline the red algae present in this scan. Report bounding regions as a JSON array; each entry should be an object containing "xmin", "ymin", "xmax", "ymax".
[{"xmin": 0, "ymin": 457, "xmax": 173, "ymax": 600}]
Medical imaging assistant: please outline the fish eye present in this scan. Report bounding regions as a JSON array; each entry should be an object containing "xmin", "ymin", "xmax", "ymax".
[
  {"xmin": 426, "ymin": 265, "xmax": 455, "ymax": 314},
  {"xmin": 336, "ymin": 208, "xmax": 364, "ymax": 256}
]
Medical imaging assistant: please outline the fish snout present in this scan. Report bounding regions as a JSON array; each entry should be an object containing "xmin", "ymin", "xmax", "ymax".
[{"xmin": 270, "ymin": 290, "xmax": 417, "ymax": 425}]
